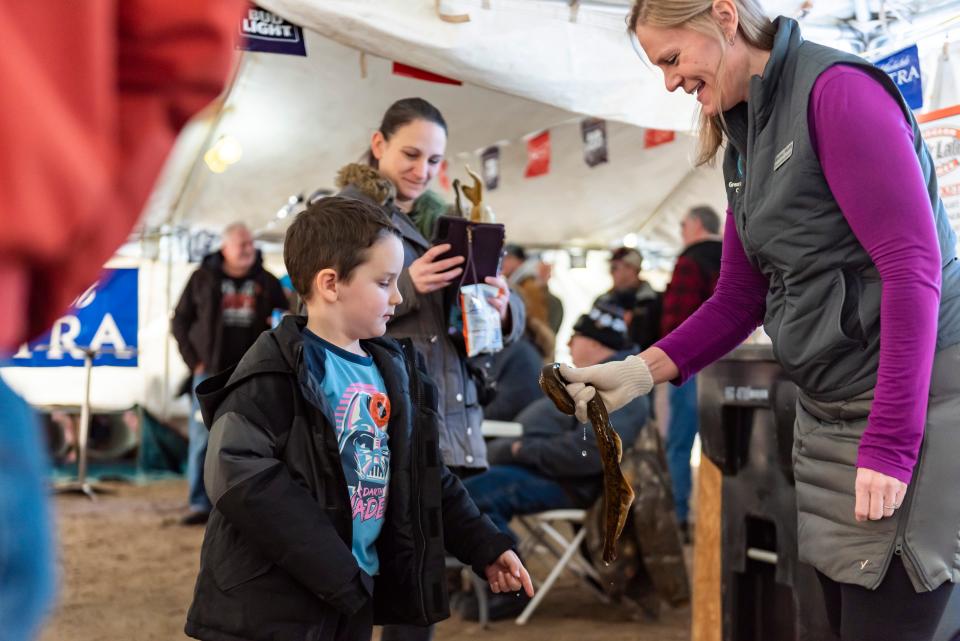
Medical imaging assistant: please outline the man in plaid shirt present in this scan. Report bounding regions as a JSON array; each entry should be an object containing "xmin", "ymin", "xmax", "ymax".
[{"xmin": 661, "ymin": 206, "xmax": 722, "ymax": 541}]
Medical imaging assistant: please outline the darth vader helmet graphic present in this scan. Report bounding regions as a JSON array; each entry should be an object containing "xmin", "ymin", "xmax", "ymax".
[{"xmin": 338, "ymin": 391, "xmax": 390, "ymax": 488}]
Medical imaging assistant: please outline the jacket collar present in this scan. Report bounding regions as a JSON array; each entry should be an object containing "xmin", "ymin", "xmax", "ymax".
[
  {"xmin": 723, "ymin": 16, "xmax": 801, "ymax": 152},
  {"xmin": 197, "ymin": 314, "xmax": 410, "ymax": 428},
  {"xmin": 269, "ymin": 314, "xmax": 405, "ymax": 382},
  {"xmin": 751, "ymin": 17, "xmax": 801, "ymax": 129},
  {"xmin": 391, "ymin": 208, "xmax": 431, "ymax": 251}
]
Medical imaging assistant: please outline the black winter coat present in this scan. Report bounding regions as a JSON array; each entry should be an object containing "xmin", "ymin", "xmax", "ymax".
[{"xmin": 184, "ymin": 316, "xmax": 511, "ymax": 641}]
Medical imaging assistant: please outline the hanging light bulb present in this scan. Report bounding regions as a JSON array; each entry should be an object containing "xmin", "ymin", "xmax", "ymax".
[
  {"xmin": 217, "ymin": 135, "xmax": 243, "ymax": 164},
  {"xmin": 204, "ymin": 134, "xmax": 243, "ymax": 173},
  {"xmin": 203, "ymin": 147, "xmax": 227, "ymax": 174}
]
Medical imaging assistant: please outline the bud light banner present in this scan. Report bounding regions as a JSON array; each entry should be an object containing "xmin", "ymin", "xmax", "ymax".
[
  {"xmin": 875, "ymin": 44, "xmax": 923, "ymax": 111},
  {"xmin": 9, "ymin": 269, "xmax": 139, "ymax": 367},
  {"xmin": 239, "ymin": 7, "xmax": 307, "ymax": 57}
]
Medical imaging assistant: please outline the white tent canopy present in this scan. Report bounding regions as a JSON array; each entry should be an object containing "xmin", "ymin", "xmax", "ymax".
[
  {"xmin": 260, "ymin": 0, "xmax": 960, "ymax": 130},
  {"xmin": 142, "ymin": 0, "xmax": 960, "ymax": 256},
  {"xmin": 142, "ymin": 29, "xmax": 724, "ymax": 255}
]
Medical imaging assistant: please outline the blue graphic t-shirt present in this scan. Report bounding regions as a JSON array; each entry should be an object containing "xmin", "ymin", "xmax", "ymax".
[{"xmin": 302, "ymin": 330, "xmax": 391, "ymax": 576}]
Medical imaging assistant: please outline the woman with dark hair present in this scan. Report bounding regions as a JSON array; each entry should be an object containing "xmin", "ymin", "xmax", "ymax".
[
  {"xmin": 337, "ymin": 99, "xmax": 525, "ymax": 640},
  {"xmin": 562, "ymin": 2, "xmax": 960, "ymax": 640}
]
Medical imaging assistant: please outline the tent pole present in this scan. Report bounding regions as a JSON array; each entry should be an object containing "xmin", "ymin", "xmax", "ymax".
[
  {"xmin": 76, "ymin": 350, "xmax": 93, "ymax": 495},
  {"xmin": 55, "ymin": 349, "xmax": 112, "ymax": 500}
]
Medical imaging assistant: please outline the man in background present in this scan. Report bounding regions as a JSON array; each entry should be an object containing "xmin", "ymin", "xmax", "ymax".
[
  {"xmin": 595, "ymin": 247, "xmax": 662, "ymax": 351},
  {"xmin": 172, "ymin": 223, "xmax": 288, "ymax": 524},
  {"xmin": 660, "ymin": 206, "xmax": 722, "ymax": 540}
]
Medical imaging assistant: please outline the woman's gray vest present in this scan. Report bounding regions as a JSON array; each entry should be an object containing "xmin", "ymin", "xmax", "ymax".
[
  {"xmin": 721, "ymin": 17, "xmax": 960, "ymax": 402},
  {"xmin": 721, "ymin": 17, "xmax": 960, "ymax": 593}
]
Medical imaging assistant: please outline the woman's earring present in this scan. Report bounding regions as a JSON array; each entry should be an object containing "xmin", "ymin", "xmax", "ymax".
[{"xmin": 728, "ymin": 35, "xmax": 735, "ymax": 46}]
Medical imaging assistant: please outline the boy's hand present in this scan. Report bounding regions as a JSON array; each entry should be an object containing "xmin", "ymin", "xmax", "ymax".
[{"xmin": 484, "ymin": 550, "xmax": 534, "ymax": 597}]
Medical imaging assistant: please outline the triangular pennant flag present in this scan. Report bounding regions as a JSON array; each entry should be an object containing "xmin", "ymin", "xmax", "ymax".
[
  {"xmin": 525, "ymin": 131, "xmax": 551, "ymax": 178},
  {"xmin": 644, "ymin": 128, "xmax": 676, "ymax": 148},
  {"xmin": 392, "ymin": 62, "xmax": 462, "ymax": 85},
  {"xmin": 438, "ymin": 160, "xmax": 451, "ymax": 191}
]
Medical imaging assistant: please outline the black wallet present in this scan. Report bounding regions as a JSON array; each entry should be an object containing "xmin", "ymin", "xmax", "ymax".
[{"xmin": 432, "ymin": 216, "xmax": 506, "ymax": 286}]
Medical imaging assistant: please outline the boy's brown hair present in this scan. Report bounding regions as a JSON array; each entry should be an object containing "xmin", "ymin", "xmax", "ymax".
[{"xmin": 283, "ymin": 196, "xmax": 399, "ymax": 300}]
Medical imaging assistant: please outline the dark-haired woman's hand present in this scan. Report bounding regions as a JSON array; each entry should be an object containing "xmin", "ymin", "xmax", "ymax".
[
  {"xmin": 484, "ymin": 276, "xmax": 510, "ymax": 323},
  {"xmin": 409, "ymin": 244, "xmax": 464, "ymax": 294}
]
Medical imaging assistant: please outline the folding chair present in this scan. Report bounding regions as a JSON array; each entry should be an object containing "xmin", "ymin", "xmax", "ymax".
[
  {"xmin": 445, "ymin": 555, "xmax": 491, "ymax": 628},
  {"xmin": 514, "ymin": 509, "xmax": 610, "ymax": 625}
]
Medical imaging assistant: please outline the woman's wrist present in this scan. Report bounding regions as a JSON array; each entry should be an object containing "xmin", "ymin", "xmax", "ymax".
[{"xmin": 638, "ymin": 346, "xmax": 680, "ymax": 384}]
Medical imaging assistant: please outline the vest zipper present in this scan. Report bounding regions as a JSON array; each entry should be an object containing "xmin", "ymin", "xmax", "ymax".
[
  {"xmin": 400, "ymin": 341, "xmax": 429, "ymax": 621},
  {"xmin": 877, "ymin": 475, "xmax": 930, "ymax": 590}
]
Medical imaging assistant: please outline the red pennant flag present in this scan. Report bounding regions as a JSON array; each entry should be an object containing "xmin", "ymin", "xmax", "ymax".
[
  {"xmin": 644, "ymin": 128, "xmax": 676, "ymax": 148},
  {"xmin": 524, "ymin": 131, "xmax": 551, "ymax": 178},
  {"xmin": 438, "ymin": 160, "xmax": 451, "ymax": 191},
  {"xmin": 392, "ymin": 62, "xmax": 462, "ymax": 85}
]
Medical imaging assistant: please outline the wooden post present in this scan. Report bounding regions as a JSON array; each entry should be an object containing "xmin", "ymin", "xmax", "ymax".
[{"xmin": 692, "ymin": 456, "xmax": 722, "ymax": 641}]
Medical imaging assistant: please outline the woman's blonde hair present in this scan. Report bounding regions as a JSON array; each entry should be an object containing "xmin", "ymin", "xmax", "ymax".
[{"xmin": 628, "ymin": 0, "xmax": 775, "ymax": 165}]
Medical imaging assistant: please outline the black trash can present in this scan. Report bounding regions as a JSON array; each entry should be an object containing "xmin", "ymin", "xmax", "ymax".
[{"xmin": 698, "ymin": 344, "xmax": 834, "ymax": 641}]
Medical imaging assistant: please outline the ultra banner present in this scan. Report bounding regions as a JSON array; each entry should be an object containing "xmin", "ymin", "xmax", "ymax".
[
  {"xmin": 874, "ymin": 44, "xmax": 923, "ymax": 111},
  {"xmin": 9, "ymin": 269, "xmax": 139, "ymax": 367}
]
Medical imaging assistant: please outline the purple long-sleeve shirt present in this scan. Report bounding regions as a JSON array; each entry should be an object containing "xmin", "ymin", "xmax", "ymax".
[{"xmin": 656, "ymin": 65, "xmax": 942, "ymax": 484}]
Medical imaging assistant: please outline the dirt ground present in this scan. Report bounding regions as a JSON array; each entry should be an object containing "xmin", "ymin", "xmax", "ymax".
[{"xmin": 38, "ymin": 479, "xmax": 691, "ymax": 641}]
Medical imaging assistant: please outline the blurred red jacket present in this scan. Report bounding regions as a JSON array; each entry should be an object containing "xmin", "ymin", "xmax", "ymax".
[{"xmin": 0, "ymin": 0, "xmax": 247, "ymax": 352}]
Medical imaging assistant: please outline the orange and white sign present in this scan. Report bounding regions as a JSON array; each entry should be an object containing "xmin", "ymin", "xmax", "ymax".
[{"xmin": 919, "ymin": 105, "xmax": 960, "ymax": 248}]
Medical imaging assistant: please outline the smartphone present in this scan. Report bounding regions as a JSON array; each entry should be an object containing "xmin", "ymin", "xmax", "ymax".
[{"xmin": 432, "ymin": 216, "xmax": 506, "ymax": 286}]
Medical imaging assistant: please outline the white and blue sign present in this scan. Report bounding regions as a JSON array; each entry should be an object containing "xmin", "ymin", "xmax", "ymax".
[
  {"xmin": 238, "ymin": 7, "xmax": 307, "ymax": 57},
  {"xmin": 875, "ymin": 44, "xmax": 923, "ymax": 111},
  {"xmin": 9, "ymin": 269, "xmax": 138, "ymax": 367}
]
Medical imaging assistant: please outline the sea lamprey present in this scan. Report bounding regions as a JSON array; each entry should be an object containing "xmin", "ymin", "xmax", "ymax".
[{"xmin": 538, "ymin": 363, "xmax": 635, "ymax": 563}]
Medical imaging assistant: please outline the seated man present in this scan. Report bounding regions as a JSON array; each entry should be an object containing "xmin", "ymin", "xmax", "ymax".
[{"xmin": 462, "ymin": 303, "xmax": 650, "ymax": 619}]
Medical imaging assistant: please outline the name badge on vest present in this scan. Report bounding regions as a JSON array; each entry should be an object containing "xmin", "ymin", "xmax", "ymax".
[{"xmin": 774, "ymin": 141, "xmax": 794, "ymax": 171}]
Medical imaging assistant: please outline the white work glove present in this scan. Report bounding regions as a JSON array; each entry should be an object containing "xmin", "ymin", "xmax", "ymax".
[{"xmin": 559, "ymin": 355, "xmax": 654, "ymax": 423}]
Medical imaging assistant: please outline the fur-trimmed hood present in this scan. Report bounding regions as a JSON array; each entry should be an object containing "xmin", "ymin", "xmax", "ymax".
[
  {"xmin": 335, "ymin": 162, "xmax": 449, "ymax": 240},
  {"xmin": 335, "ymin": 163, "xmax": 395, "ymax": 206}
]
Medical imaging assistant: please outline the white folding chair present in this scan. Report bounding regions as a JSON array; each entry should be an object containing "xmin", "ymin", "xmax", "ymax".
[
  {"xmin": 514, "ymin": 509, "xmax": 610, "ymax": 625},
  {"xmin": 445, "ymin": 555, "xmax": 491, "ymax": 628}
]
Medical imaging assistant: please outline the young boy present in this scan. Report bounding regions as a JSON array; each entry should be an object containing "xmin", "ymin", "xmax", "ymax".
[{"xmin": 184, "ymin": 197, "xmax": 533, "ymax": 641}]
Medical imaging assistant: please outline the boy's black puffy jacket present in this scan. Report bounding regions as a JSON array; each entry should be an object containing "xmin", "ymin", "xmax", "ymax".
[{"xmin": 184, "ymin": 315, "xmax": 512, "ymax": 641}]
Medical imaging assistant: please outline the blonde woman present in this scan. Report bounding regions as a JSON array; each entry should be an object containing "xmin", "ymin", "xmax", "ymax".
[{"xmin": 562, "ymin": 2, "xmax": 960, "ymax": 639}]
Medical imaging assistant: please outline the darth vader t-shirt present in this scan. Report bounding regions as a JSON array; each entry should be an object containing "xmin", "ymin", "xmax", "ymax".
[{"xmin": 302, "ymin": 330, "xmax": 391, "ymax": 576}]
